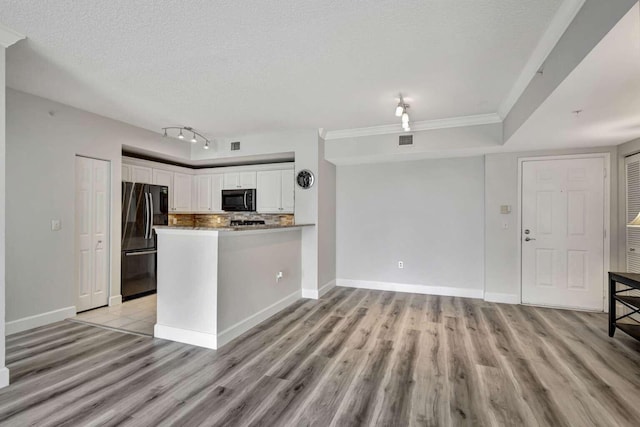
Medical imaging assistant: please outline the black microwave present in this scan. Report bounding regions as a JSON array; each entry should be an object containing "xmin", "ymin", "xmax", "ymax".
[{"xmin": 222, "ymin": 189, "xmax": 256, "ymax": 211}]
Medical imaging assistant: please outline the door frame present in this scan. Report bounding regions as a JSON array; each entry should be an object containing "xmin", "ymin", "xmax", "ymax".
[
  {"xmin": 75, "ymin": 154, "xmax": 112, "ymax": 312},
  {"xmin": 517, "ymin": 153, "xmax": 610, "ymax": 311}
]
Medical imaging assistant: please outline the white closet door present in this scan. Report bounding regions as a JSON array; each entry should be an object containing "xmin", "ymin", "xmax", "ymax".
[{"xmin": 76, "ymin": 156, "xmax": 110, "ymax": 312}]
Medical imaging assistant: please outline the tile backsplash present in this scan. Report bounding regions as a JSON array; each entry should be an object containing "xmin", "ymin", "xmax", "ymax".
[{"xmin": 168, "ymin": 213, "xmax": 295, "ymax": 227}]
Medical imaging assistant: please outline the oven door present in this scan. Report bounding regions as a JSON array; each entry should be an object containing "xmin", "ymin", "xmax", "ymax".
[{"xmin": 222, "ymin": 189, "xmax": 250, "ymax": 211}]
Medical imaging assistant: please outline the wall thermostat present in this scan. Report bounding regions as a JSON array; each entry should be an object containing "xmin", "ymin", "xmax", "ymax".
[{"xmin": 296, "ymin": 170, "xmax": 315, "ymax": 189}]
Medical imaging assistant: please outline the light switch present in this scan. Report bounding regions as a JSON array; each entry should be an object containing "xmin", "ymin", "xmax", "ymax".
[
  {"xmin": 500, "ymin": 205, "xmax": 512, "ymax": 214},
  {"xmin": 51, "ymin": 219, "xmax": 62, "ymax": 231}
]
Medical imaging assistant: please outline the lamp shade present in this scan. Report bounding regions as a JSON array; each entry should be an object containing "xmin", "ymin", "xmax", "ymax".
[{"xmin": 628, "ymin": 212, "xmax": 640, "ymax": 227}]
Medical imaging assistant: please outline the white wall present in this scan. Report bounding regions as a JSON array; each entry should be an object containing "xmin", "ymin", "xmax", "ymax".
[
  {"xmin": 336, "ymin": 156, "xmax": 485, "ymax": 296},
  {"xmin": 484, "ymin": 146, "xmax": 618, "ymax": 301},
  {"xmin": 5, "ymin": 89, "xmax": 190, "ymax": 325},
  {"xmin": 317, "ymin": 137, "xmax": 336, "ymax": 290},
  {"xmin": 0, "ymin": 46, "xmax": 8, "ymax": 386}
]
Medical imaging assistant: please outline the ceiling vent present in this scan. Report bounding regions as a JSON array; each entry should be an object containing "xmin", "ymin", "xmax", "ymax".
[
  {"xmin": 398, "ymin": 135, "xmax": 413, "ymax": 146},
  {"xmin": 230, "ymin": 141, "xmax": 241, "ymax": 151}
]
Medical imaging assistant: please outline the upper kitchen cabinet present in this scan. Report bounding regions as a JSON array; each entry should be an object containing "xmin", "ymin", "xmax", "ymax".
[
  {"xmin": 256, "ymin": 169, "xmax": 294, "ymax": 213},
  {"xmin": 195, "ymin": 174, "xmax": 224, "ymax": 213},
  {"xmin": 173, "ymin": 173, "xmax": 192, "ymax": 212},
  {"xmin": 223, "ymin": 171, "xmax": 257, "ymax": 190},
  {"xmin": 131, "ymin": 166, "xmax": 153, "ymax": 184},
  {"xmin": 122, "ymin": 164, "xmax": 132, "ymax": 182}
]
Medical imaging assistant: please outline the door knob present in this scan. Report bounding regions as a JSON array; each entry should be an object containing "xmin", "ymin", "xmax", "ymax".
[{"xmin": 525, "ymin": 237, "xmax": 536, "ymax": 242}]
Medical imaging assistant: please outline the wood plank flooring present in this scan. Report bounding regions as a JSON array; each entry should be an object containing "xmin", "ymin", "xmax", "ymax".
[{"xmin": 1, "ymin": 287, "xmax": 640, "ymax": 426}]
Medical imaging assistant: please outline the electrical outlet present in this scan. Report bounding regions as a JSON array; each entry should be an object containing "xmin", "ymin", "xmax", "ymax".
[
  {"xmin": 172, "ymin": 217, "xmax": 177, "ymax": 225},
  {"xmin": 217, "ymin": 217, "xmax": 221, "ymax": 224},
  {"xmin": 398, "ymin": 261, "xmax": 404, "ymax": 269},
  {"xmin": 502, "ymin": 223, "xmax": 509, "ymax": 229},
  {"xmin": 51, "ymin": 219, "xmax": 62, "ymax": 231}
]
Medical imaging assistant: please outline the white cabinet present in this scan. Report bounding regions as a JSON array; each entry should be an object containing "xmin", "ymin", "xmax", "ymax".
[
  {"xmin": 223, "ymin": 171, "xmax": 257, "ymax": 189},
  {"xmin": 196, "ymin": 175, "xmax": 212, "ymax": 212},
  {"xmin": 257, "ymin": 169, "xmax": 295, "ymax": 213},
  {"xmin": 211, "ymin": 174, "xmax": 224, "ymax": 212},
  {"xmin": 153, "ymin": 169, "xmax": 174, "ymax": 210},
  {"xmin": 173, "ymin": 173, "xmax": 192, "ymax": 212},
  {"xmin": 122, "ymin": 164, "xmax": 132, "ymax": 182},
  {"xmin": 195, "ymin": 174, "xmax": 224, "ymax": 212},
  {"xmin": 131, "ymin": 166, "xmax": 152, "ymax": 184},
  {"xmin": 281, "ymin": 169, "xmax": 295, "ymax": 212}
]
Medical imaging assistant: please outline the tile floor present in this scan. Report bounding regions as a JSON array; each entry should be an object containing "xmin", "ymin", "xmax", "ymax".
[{"xmin": 72, "ymin": 294, "xmax": 156, "ymax": 335}]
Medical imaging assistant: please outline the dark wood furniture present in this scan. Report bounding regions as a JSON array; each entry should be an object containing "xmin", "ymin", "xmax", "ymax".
[{"xmin": 609, "ymin": 272, "xmax": 640, "ymax": 341}]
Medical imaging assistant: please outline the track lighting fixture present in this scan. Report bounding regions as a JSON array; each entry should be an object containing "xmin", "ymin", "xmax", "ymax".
[
  {"xmin": 395, "ymin": 94, "xmax": 410, "ymax": 131},
  {"xmin": 162, "ymin": 126, "xmax": 211, "ymax": 150}
]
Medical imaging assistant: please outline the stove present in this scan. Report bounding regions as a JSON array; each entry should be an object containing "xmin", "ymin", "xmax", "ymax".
[{"xmin": 230, "ymin": 220, "xmax": 266, "ymax": 226}]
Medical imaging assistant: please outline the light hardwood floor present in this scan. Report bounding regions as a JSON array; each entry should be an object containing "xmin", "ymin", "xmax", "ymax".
[{"xmin": 1, "ymin": 287, "xmax": 640, "ymax": 426}]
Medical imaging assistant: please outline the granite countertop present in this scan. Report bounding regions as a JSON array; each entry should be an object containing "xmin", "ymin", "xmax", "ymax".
[{"xmin": 155, "ymin": 224, "xmax": 314, "ymax": 232}]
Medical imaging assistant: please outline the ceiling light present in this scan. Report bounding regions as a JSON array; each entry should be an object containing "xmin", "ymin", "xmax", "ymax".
[
  {"xmin": 395, "ymin": 94, "xmax": 410, "ymax": 131},
  {"xmin": 161, "ymin": 127, "xmax": 211, "ymax": 149}
]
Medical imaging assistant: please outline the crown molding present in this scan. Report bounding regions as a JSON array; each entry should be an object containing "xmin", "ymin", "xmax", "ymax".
[
  {"xmin": 324, "ymin": 113, "xmax": 502, "ymax": 140},
  {"xmin": 497, "ymin": 0, "xmax": 585, "ymax": 119},
  {"xmin": 0, "ymin": 23, "xmax": 25, "ymax": 48}
]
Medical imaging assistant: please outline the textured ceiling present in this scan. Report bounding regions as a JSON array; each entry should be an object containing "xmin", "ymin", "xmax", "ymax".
[{"xmin": 1, "ymin": 0, "xmax": 562, "ymax": 138}]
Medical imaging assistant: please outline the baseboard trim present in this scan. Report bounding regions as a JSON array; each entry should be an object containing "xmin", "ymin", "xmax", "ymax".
[
  {"xmin": 109, "ymin": 295, "xmax": 123, "ymax": 306},
  {"xmin": 6, "ymin": 306, "xmax": 77, "ymax": 335},
  {"xmin": 336, "ymin": 279, "xmax": 483, "ymax": 299},
  {"xmin": 484, "ymin": 292, "xmax": 520, "ymax": 304},
  {"xmin": 154, "ymin": 324, "xmax": 217, "ymax": 349},
  {"xmin": 302, "ymin": 280, "xmax": 336, "ymax": 300},
  {"xmin": 217, "ymin": 289, "xmax": 302, "ymax": 348},
  {"xmin": 0, "ymin": 367, "xmax": 9, "ymax": 388}
]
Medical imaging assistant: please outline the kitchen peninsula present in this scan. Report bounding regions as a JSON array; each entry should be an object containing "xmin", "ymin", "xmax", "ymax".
[{"xmin": 153, "ymin": 223, "xmax": 314, "ymax": 349}]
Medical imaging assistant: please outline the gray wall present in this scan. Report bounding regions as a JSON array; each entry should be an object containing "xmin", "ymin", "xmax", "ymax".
[
  {"xmin": 317, "ymin": 137, "xmax": 336, "ymax": 288},
  {"xmin": 5, "ymin": 89, "xmax": 190, "ymax": 322},
  {"xmin": 217, "ymin": 230, "xmax": 301, "ymax": 331},
  {"xmin": 484, "ymin": 146, "xmax": 619, "ymax": 298},
  {"xmin": 336, "ymin": 157, "xmax": 485, "ymax": 292}
]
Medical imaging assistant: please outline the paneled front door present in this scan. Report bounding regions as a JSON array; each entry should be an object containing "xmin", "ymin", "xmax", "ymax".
[{"xmin": 521, "ymin": 157, "xmax": 605, "ymax": 310}]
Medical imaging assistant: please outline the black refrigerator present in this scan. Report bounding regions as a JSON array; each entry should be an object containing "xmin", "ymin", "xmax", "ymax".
[{"xmin": 121, "ymin": 182, "xmax": 169, "ymax": 301}]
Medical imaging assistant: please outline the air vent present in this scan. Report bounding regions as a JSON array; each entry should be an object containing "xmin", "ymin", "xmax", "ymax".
[
  {"xmin": 399, "ymin": 135, "xmax": 413, "ymax": 146},
  {"xmin": 231, "ymin": 141, "xmax": 241, "ymax": 151}
]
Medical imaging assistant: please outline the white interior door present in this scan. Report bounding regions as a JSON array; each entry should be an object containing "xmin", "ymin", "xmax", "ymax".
[
  {"xmin": 76, "ymin": 156, "xmax": 110, "ymax": 312},
  {"xmin": 521, "ymin": 157, "xmax": 605, "ymax": 310}
]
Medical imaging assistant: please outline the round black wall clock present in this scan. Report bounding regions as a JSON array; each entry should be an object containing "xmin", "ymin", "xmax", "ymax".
[{"xmin": 296, "ymin": 169, "xmax": 315, "ymax": 189}]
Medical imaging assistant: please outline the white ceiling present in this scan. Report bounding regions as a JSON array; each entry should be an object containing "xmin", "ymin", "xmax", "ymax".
[
  {"xmin": 506, "ymin": 3, "xmax": 640, "ymax": 149},
  {"xmin": 1, "ymin": 0, "xmax": 563, "ymax": 138}
]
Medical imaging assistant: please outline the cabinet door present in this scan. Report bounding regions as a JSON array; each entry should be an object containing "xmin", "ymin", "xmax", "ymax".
[
  {"xmin": 223, "ymin": 173, "xmax": 239, "ymax": 189},
  {"xmin": 239, "ymin": 171, "xmax": 257, "ymax": 189},
  {"xmin": 132, "ymin": 166, "xmax": 152, "ymax": 184},
  {"xmin": 196, "ymin": 175, "xmax": 212, "ymax": 212},
  {"xmin": 173, "ymin": 173, "xmax": 192, "ymax": 212},
  {"xmin": 257, "ymin": 170, "xmax": 282, "ymax": 213},
  {"xmin": 211, "ymin": 174, "xmax": 224, "ymax": 212},
  {"xmin": 153, "ymin": 169, "xmax": 174, "ymax": 211},
  {"xmin": 122, "ymin": 164, "xmax": 132, "ymax": 182},
  {"xmin": 281, "ymin": 169, "xmax": 295, "ymax": 213}
]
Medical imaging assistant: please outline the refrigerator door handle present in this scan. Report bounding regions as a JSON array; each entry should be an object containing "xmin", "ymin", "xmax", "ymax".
[
  {"xmin": 125, "ymin": 250, "xmax": 157, "ymax": 256},
  {"xmin": 143, "ymin": 192, "xmax": 150, "ymax": 240}
]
